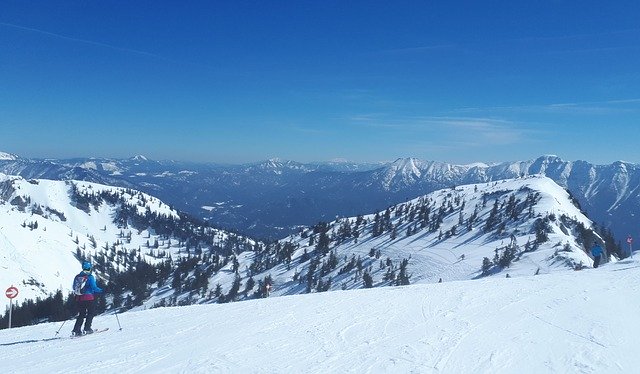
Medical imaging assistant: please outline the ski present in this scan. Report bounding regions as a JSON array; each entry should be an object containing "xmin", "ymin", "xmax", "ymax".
[{"xmin": 70, "ymin": 327, "xmax": 109, "ymax": 338}]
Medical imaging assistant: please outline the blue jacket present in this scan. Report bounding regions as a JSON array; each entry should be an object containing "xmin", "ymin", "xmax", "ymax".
[
  {"xmin": 74, "ymin": 271, "xmax": 103, "ymax": 301},
  {"xmin": 591, "ymin": 244, "xmax": 603, "ymax": 257}
]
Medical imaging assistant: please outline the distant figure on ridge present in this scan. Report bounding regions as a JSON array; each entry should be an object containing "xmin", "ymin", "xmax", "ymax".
[
  {"xmin": 71, "ymin": 261, "xmax": 103, "ymax": 336},
  {"xmin": 591, "ymin": 241, "xmax": 604, "ymax": 268}
]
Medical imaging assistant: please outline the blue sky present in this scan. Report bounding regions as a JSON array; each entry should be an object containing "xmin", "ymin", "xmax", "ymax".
[{"xmin": 1, "ymin": 1, "xmax": 640, "ymax": 164}]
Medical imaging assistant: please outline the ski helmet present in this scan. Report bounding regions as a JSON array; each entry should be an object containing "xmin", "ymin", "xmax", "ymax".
[{"xmin": 82, "ymin": 261, "xmax": 92, "ymax": 271}]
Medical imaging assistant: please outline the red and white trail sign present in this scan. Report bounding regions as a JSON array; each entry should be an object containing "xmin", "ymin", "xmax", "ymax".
[
  {"xmin": 627, "ymin": 236, "xmax": 633, "ymax": 244},
  {"xmin": 5, "ymin": 286, "xmax": 18, "ymax": 299},
  {"xmin": 6, "ymin": 285, "xmax": 18, "ymax": 329}
]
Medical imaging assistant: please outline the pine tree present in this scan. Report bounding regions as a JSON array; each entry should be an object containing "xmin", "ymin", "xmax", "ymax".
[
  {"xmin": 481, "ymin": 257, "xmax": 492, "ymax": 275},
  {"xmin": 244, "ymin": 276, "xmax": 255, "ymax": 295},
  {"xmin": 484, "ymin": 199, "xmax": 500, "ymax": 232},
  {"xmin": 226, "ymin": 274, "xmax": 242, "ymax": 301},
  {"xmin": 362, "ymin": 271, "xmax": 373, "ymax": 288},
  {"xmin": 316, "ymin": 231, "xmax": 330, "ymax": 255},
  {"xmin": 395, "ymin": 259, "xmax": 411, "ymax": 286}
]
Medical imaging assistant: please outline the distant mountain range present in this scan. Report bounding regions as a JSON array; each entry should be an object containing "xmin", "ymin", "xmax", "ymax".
[{"xmin": 0, "ymin": 153, "xmax": 637, "ymax": 243}]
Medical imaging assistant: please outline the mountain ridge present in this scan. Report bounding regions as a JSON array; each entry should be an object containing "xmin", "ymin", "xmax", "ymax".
[{"xmin": 1, "ymin": 153, "xmax": 637, "ymax": 243}]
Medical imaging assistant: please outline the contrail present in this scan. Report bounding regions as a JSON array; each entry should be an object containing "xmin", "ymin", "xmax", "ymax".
[{"xmin": 0, "ymin": 21, "xmax": 169, "ymax": 61}]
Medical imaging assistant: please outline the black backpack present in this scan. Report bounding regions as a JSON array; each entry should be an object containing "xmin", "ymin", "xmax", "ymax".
[{"xmin": 73, "ymin": 273, "xmax": 89, "ymax": 296}]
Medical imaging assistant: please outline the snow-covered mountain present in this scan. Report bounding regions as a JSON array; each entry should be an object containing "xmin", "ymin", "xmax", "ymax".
[
  {"xmin": 0, "ymin": 152, "xmax": 18, "ymax": 161},
  {"xmin": 2, "ymin": 260, "xmax": 639, "ymax": 373},
  {"xmin": 107, "ymin": 175, "xmax": 605, "ymax": 314},
  {"xmin": 1, "ymin": 152, "xmax": 635, "ymax": 243},
  {"xmin": 0, "ymin": 173, "xmax": 257, "ymax": 310},
  {"xmin": 1, "ymin": 173, "xmax": 606, "ymax": 316},
  {"xmin": 195, "ymin": 175, "xmax": 602, "ymax": 306},
  {"xmin": 0, "ymin": 154, "xmax": 387, "ymax": 238}
]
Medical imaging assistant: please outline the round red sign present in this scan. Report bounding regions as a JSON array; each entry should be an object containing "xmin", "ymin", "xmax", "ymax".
[
  {"xmin": 628, "ymin": 236, "xmax": 633, "ymax": 244},
  {"xmin": 5, "ymin": 286, "xmax": 18, "ymax": 299}
]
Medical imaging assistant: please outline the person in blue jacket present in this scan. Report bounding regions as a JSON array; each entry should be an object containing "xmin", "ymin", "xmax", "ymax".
[
  {"xmin": 591, "ymin": 241, "xmax": 604, "ymax": 268},
  {"xmin": 71, "ymin": 261, "xmax": 103, "ymax": 336}
]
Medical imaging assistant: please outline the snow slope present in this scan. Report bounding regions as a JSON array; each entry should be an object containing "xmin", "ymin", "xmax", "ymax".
[
  {"xmin": 219, "ymin": 176, "xmax": 599, "ymax": 306},
  {"xmin": 1, "ymin": 260, "xmax": 638, "ymax": 373},
  {"xmin": 0, "ymin": 174, "xmax": 179, "ymax": 309}
]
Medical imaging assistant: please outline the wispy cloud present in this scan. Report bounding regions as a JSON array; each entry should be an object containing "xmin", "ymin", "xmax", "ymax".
[
  {"xmin": 455, "ymin": 98, "xmax": 640, "ymax": 116},
  {"xmin": 507, "ymin": 28, "xmax": 640, "ymax": 43},
  {"xmin": 432, "ymin": 118, "xmax": 524, "ymax": 144},
  {"xmin": 378, "ymin": 28, "xmax": 640, "ymax": 57},
  {"xmin": 347, "ymin": 114, "xmax": 538, "ymax": 146},
  {"xmin": 535, "ymin": 46, "xmax": 640, "ymax": 56},
  {"xmin": 381, "ymin": 44, "xmax": 463, "ymax": 55},
  {"xmin": 288, "ymin": 125, "xmax": 331, "ymax": 135}
]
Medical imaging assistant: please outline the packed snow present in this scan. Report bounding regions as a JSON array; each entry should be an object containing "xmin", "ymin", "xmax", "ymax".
[{"xmin": 1, "ymin": 260, "xmax": 638, "ymax": 373}]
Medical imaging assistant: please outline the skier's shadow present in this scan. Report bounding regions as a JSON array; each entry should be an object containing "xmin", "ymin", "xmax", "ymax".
[{"xmin": 0, "ymin": 337, "xmax": 61, "ymax": 346}]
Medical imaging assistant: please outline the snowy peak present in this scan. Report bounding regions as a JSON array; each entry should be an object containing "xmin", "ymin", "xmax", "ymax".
[
  {"xmin": 261, "ymin": 158, "xmax": 291, "ymax": 169},
  {"xmin": 372, "ymin": 157, "xmax": 468, "ymax": 191},
  {"xmin": 378, "ymin": 157, "xmax": 425, "ymax": 189},
  {"xmin": 130, "ymin": 155, "xmax": 149, "ymax": 162},
  {"xmin": 245, "ymin": 159, "xmax": 311, "ymax": 174},
  {"xmin": 390, "ymin": 157, "xmax": 422, "ymax": 178},
  {"xmin": 528, "ymin": 154, "xmax": 569, "ymax": 173},
  {"xmin": 0, "ymin": 151, "xmax": 19, "ymax": 161}
]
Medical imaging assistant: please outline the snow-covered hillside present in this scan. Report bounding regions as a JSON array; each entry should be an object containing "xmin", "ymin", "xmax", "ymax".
[
  {"xmin": 0, "ymin": 173, "xmax": 607, "ymax": 322},
  {"xmin": 0, "ymin": 173, "xmax": 252, "ymax": 310},
  {"xmin": 0, "ymin": 174, "xmax": 170, "ymax": 309},
  {"xmin": 138, "ymin": 175, "xmax": 604, "ymax": 311},
  {"xmin": 1, "ymin": 260, "xmax": 638, "ymax": 373}
]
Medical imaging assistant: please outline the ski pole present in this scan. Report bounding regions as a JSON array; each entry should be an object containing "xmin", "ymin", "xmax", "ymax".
[
  {"xmin": 55, "ymin": 319, "xmax": 68, "ymax": 336},
  {"xmin": 115, "ymin": 311, "xmax": 122, "ymax": 331}
]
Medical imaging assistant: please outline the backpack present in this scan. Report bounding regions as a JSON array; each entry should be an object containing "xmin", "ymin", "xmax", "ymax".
[{"xmin": 73, "ymin": 273, "xmax": 89, "ymax": 296}]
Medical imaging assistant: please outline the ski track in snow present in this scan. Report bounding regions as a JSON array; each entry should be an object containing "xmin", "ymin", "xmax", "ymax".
[{"xmin": 2, "ymin": 261, "xmax": 639, "ymax": 373}]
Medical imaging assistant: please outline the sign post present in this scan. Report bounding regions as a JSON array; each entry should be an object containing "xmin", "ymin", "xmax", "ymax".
[
  {"xmin": 5, "ymin": 285, "xmax": 18, "ymax": 329},
  {"xmin": 628, "ymin": 236, "xmax": 634, "ymax": 260}
]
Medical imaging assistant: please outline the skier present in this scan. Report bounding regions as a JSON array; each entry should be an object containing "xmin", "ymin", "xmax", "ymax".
[
  {"xmin": 71, "ymin": 261, "xmax": 103, "ymax": 336},
  {"xmin": 591, "ymin": 241, "xmax": 604, "ymax": 268}
]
